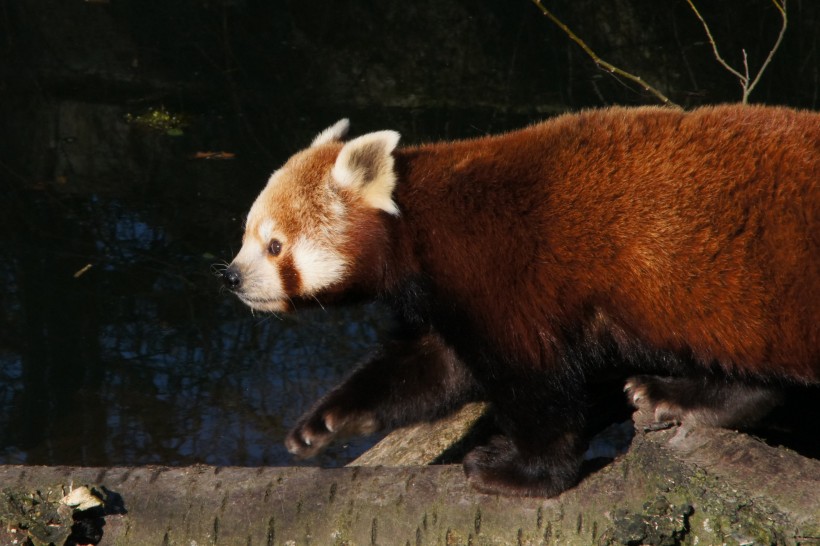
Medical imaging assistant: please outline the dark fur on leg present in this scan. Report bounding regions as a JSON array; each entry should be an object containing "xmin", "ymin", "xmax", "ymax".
[
  {"xmin": 285, "ymin": 329, "xmax": 481, "ymax": 458},
  {"xmin": 463, "ymin": 432, "xmax": 585, "ymax": 497},
  {"xmin": 460, "ymin": 361, "xmax": 589, "ymax": 497}
]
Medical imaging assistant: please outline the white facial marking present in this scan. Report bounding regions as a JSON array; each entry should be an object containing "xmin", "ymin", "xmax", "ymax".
[
  {"xmin": 258, "ymin": 219, "xmax": 276, "ymax": 244},
  {"xmin": 292, "ymin": 237, "xmax": 348, "ymax": 292},
  {"xmin": 230, "ymin": 240, "xmax": 287, "ymax": 312}
]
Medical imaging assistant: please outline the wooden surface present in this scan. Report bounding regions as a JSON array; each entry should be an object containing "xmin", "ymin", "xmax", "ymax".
[
  {"xmin": 349, "ymin": 402, "xmax": 489, "ymax": 467},
  {"xmin": 2, "ymin": 423, "xmax": 818, "ymax": 545}
]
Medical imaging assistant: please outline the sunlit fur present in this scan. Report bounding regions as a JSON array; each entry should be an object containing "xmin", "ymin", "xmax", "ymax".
[
  {"xmin": 229, "ymin": 123, "xmax": 400, "ymax": 311},
  {"xmin": 310, "ymin": 118, "xmax": 350, "ymax": 148},
  {"xmin": 228, "ymin": 105, "xmax": 819, "ymax": 497}
]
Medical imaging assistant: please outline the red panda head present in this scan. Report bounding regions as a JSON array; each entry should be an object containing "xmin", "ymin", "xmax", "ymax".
[{"xmin": 224, "ymin": 119, "xmax": 401, "ymax": 312}]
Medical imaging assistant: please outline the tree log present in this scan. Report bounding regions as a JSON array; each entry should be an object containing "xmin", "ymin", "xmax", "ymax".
[
  {"xmin": 1, "ymin": 423, "xmax": 818, "ymax": 545},
  {"xmin": 349, "ymin": 402, "xmax": 490, "ymax": 467}
]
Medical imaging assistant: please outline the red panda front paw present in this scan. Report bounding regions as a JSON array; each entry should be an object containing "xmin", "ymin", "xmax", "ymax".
[
  {"xmin": 285, "ymin": 406, "xmax": 380, "ymax": 459},
  {"xmin": 284, "ymin": 412, "xmax": 338, "ymax": 459},
  {"xmin": 462, "ymin": 436, "xmax": 581, "ymax": 498},
  {"xmin": 625, "ymin": 375, "xmax": 685, "ymax": 428}
]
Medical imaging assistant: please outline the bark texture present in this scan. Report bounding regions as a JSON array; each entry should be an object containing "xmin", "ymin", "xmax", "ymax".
[
  {"xmin": 349, "ymin": 402, "xmax": 489, "ymax": 467},
  {"xmin": 1, "ymin": 424, "xmax": 818, "ymax": 545}
]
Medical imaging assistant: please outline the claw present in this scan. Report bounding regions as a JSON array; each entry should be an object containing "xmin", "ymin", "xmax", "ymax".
[
  {"xmin": 324, "ymin": 414, "xmax": 336, "ymax": 433},
  {"xmin": 642, "ymin": 420, "xmax": 679, "ymax": 432}
]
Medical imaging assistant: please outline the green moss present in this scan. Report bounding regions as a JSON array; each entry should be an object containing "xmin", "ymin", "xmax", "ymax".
[
  {"xmin": 1, "ymin": 487, "xmax": 73, "ymax": 546},
  {"xmin": 587, "ymin": 435, "xmax": 804, "ymax": 546},
  {"xmin": 124, "ymin": 106, "xmax": 187, "ymax": 135},
  {"xmin": 596, "ymin": 496, "xmax": 691, "ymax": 546},
  {"xmin": 660, "ymin": 468, "xmax": 788, "ymax": 545}
]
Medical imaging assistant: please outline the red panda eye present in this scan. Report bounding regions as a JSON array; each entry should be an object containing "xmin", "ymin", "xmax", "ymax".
[{"xmin": 268, "ymin": 239, "xmax": 282, "ymax": 257}]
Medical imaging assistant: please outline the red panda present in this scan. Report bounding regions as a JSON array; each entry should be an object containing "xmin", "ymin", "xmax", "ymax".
[{"xmin": 224, "ymin": 105, "xmax": 819, "ymax": 497}]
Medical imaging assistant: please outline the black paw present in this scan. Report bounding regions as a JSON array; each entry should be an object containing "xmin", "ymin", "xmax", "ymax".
[
  {"xmin": 462, "ymin": 436, "xmax": 582, "ymax": 497},
  {"xmin": 285, "ymin": 404, "xmax": 379, "ymax": 459}
]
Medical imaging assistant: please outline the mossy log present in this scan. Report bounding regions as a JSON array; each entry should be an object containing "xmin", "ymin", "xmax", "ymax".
[{"xmin": 2, "ymin": 419, "xmax": 818, "ymax": 546}]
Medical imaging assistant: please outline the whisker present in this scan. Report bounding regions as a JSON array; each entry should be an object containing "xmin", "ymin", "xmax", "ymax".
[
  {"xmin": 286, "ymin": 294, "xmax": 297, "ymax": 311},
  {"xmin": 311, "ymin": 295, "xmax": 326, "ymax": 312},
  {"xmin": 210, "ymin": 261, "xmax": 230, "ymax": 276}
]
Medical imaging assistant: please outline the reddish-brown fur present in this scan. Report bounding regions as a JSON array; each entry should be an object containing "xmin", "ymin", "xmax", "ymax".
[{"xmin": 380, "ymin": 105, "xmax": 819, "ymax": 381}]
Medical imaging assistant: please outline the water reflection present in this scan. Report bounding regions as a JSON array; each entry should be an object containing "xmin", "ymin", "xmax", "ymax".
[{"xmin": 0, "ymin": 187, "xmax": 392, "ymax": 467}]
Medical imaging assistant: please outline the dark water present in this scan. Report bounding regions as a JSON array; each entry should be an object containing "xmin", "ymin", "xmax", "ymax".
[{"xmin": 0, "ymin": 156, "xmax": 396, "ymax": 468}]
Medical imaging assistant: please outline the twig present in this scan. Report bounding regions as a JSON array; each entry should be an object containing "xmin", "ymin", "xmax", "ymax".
[
  {"xmin": 684, "ymin": 0, "xmax": 745, "ymax": 82},
  {"xmin": 686, "ymin": 0, "xmax": 787, "ymax": 103},
  {"xmin": 530, "ymin": 0, "xmax": 682, "ymax": 109},
  {"xmin": 745, "ymin": 0, "xmax": 788, "ymax": 101}
]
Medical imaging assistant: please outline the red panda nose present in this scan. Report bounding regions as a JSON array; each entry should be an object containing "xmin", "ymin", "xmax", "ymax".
[{"xmin": 222, "ymin": 265, "xmax": 242, "ymax": 290}]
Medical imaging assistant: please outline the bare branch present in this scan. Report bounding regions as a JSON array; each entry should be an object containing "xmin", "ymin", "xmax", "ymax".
[
  {"xmin": 744, "ymin": 0, "xmax": 788, "ymax": 102},
  {"xmin": 530, "ymin": 0, "xmax": 681, "ymax": 109},
  {"xmin": 686, "ymin": 0, "xmax": 788, "ymax": 103},
  {"xmin": 684, "ymin": 0, "xmax": 746, "ymax": 83}
]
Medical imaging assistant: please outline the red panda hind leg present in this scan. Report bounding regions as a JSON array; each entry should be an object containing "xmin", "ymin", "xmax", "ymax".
[
  {"xmin": 458, "ymin": 360, "xmax": 591, "ymax": 497},
  {"xmin": 463, "ymin": 432, "xmax": 586, "ymax": 498},
  {"xmin": 625, "ymin": 375, "xmax": 784, "ymax": 429},
  {"xmin": 285, "ymin": 330, "xmax": 481, "ymax": 458}
]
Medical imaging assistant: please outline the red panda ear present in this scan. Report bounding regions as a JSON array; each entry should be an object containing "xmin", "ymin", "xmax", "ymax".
[
  {"xmin": 311, "ymin": 118, "xmax": 351, "ymax": 147},
  {"xmin": 331, "ymin": 130, "xmax": 401, "ymax": 215}
]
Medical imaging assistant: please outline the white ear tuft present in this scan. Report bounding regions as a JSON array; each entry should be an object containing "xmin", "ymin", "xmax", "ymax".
[
  {"xmin": 331, "ymin": 130, "xmax": 401, "ymax": 215},
  {"xmin": 311, "ymin": 118, "xmax": 351, "ymax": 147}
]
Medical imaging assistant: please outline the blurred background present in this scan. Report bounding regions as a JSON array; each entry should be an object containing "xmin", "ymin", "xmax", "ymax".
[{"xmin": 0, "ymin": 0, "xmax": 817, "ymax": 468}]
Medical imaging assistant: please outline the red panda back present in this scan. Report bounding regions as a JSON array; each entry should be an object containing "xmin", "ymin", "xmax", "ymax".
[{"xmin": 395, "ymin": 105, "xmax": 820, "ymax": 382}]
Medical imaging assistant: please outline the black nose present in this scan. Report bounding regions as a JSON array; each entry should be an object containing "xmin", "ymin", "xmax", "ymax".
[{"xmin": 222, "ymin": 265, "xmax": 242, "ymax": 290}]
